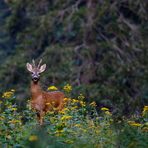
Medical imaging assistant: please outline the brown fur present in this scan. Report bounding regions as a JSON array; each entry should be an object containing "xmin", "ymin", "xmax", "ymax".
[{"xmin": 30, "ymin": 82, "xmax": 65, "ymax": 125}]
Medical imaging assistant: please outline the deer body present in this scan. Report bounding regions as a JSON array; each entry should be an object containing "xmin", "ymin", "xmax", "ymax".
[{"xmin": 26, "ymin": 59, "xmax": 64, "ymax": 125}]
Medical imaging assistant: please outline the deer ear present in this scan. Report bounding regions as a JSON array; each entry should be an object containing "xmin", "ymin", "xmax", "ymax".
[
  {"xmin": 26, "ymin": 63, "xmax": 33, "ymax": 72},
  {"xmin": 39, "ymin": 64, "xmax": 46, "ymax": 73}
]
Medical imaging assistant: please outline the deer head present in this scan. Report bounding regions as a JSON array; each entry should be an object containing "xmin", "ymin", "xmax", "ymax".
[{"xmin": 26, "ymin": 59, "xmax": 46, "ymax": 83}]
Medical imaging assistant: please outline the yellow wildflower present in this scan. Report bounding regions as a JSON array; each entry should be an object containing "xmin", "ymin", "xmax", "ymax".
[
  {"xmin": 131, "ymin": 123, "xmax": 142, "ymax": 127},
  {"xmin": 63, "ymin": 108, "xmax": 69, "ymax": 112},
  {"xmin": 127, "ymin": 121, "xmax": 135, "ymax": 124},
  {"xmin": 90, "ymin": 101, "xmax": 97, "ymax": 107},
  {"xmin": 142, "ymin": 127, "xmax": 148, "ymax": 132},
  {"xmin": 63, "ymin": 84, "xmax": 72, "ymax": 92},
  {"xmin": 55, "ymin": 130, "xmax": 64, "ymax": 137},
  {"xmin": 71, "ymin": 106, "xmax": 78, "ymax": 110},
  {"xmin": 142, "ymin": 106, "xmax": 148, "ymax": 116},
  {"xmin": 11, "ymin": 108, "xmax": 17, "ymax": 111},
  {"xmin": 48, "ymin": 86, "xmax": 58, "ymax": 91},
  {"xmin": 29, "ymin": 135, "xmax": 38, "ymax": 141},
  {"xmin": 59, "ymin": 108, "xmax": 69, "ymax": 114},
  {"xmin": 0, "ymin": 100, "xmax": 2, "ymax": 104},
  {"xmin": 128, "ymin": 121, "xmax": 142, "ymax": 127},
  {"xmin": 72, "ymin": 99, "xmax": 79, "ymax": 103},
  {"xmin": 2, "ymin": 91, "xmax": 14, "ymax": 99},
  {"xmin": 78, "ymin": 94, "xmax": 85, "ymax": 100},
  {"xmin": 56, "ymin": 129, "xmax": 64, "ymax": 133},
  {"xmin": 63, "ymin": 98, "xmax": 69, "ymax": 101},
  {"xmin": 0, "ymin": 116, "xmax": 5, "ymax": 120},
  {"xmin": 101, "ymin": 107, "xmax": 109, "ymax": 111},
  {"xmin": 80, "ymin": 101, "xmax": 86, "ymax": 107},
  {"xmin": 74, "ymin": 124, "xmax": 81, "ymax": 127},
  {"xmin": 64, "ymin": 98, "xmax": 71, "ymax": 103},
  {"xmin": 143, "ymin": 106, "xmax": 148, "ymax": 112},
  {"xmin": 105, "ymin": 111, "xmax": 112, "ymax": 116},
  {"xmin": 59, "ymin": 110, "xmax": 65, "ymax": 114},
  {"xmin": 7, "ymin": 105, "xmax": 12, "ymax": 109},
  {"xmin": 61, "ymin": 115, "xmax": 72, "ymax": 121}
]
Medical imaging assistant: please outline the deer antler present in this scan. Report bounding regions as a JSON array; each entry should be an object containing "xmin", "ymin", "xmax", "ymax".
[
  {"xmin": 38, "ymin": 59, "xmax": 42, "ymax": 68},
  {"xmin": 32, "ymin": 59, "xmax": 36, "ymax": 68}
]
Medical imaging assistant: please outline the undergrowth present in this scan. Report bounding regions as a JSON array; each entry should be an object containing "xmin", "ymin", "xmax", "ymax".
[{"xmin": 0, "ymin": 86, "xmax": 148, "ymax": 148}]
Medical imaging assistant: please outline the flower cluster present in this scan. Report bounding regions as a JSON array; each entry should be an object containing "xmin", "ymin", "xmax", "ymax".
[
  {"xmin": 63, "ymin": 84, "xmax": 72, "ymax": 92},
  {"xmin": 101, "ymin": 107, "xmax": 112, "ymax": 116},
  {"xmin": 2, "ymin": 89, "xmax": 15, "ymax": 99}
]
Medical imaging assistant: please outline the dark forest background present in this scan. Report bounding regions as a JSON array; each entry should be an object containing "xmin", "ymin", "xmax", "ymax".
[{"xmin": 0, "ymin": 0, "xmax": 147, "ymax": 115}]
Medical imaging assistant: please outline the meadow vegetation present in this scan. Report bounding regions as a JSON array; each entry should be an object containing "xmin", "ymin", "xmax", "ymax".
[{"xmin": 0, "ymin": 86, "xmax": 148, "ymax": 147}]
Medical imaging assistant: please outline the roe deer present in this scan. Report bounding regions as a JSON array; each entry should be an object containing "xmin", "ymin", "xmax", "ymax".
[{"xmin": 26, "ymin": 59, "xmax": 65, "ymax": 125}]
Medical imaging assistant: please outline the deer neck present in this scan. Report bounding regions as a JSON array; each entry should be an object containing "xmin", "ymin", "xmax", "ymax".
[{"xmin": 31, "ymin": 81, "xmax": 42, "ymax": 100}]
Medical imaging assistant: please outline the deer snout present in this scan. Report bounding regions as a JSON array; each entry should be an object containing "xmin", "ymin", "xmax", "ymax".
[{"xmin": 32, "ymin": 74, "xmax": 40, "ymax": 82}]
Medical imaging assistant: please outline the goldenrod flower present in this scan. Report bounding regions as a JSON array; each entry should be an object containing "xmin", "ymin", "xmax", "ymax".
[
  {"xmin": 63, "ymin": 84, "xmax": 72, "ymax": 92},
  {"xmin": 101, "ymin": 107, "xmax": 109, "ymax": 111},
  {"xmin": 47, "ymin": 86, "xmax": 58, "ymax": 91},
  {"xmin": 29, "ymin": 135, "xmax": 38, "ymax": 141}
]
